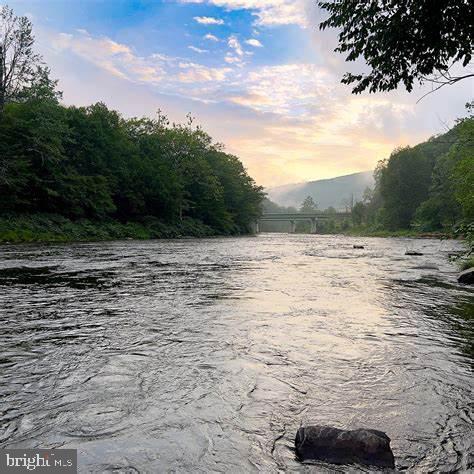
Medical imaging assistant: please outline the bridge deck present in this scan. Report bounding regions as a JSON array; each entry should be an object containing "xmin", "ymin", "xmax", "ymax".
[{"xmin": 259, "ymin": 212, "xmax": 350, "ymax": 220}]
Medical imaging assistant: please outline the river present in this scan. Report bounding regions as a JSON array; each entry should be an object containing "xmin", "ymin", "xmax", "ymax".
[{"xmin": 0, "ymin": 234, "xmax": 472, "ymax": 472}]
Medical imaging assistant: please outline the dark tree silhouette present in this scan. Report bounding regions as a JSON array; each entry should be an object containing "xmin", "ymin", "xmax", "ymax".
[
  {"xmin": 300, "ymin": 196, "xmax": 318, "ymax": 212},
  {"xmin": 0, "ymin": 5, "xmax": 42, "ymax": 112},
  {"xmin": 318, "ymin": 0, "xmax": 473, "ymax": 94}
]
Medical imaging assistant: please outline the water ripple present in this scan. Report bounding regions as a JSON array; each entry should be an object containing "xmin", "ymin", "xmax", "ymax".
[{"xmin": 0, "ymin": 234, "xmax": 472, "ymax": 472}]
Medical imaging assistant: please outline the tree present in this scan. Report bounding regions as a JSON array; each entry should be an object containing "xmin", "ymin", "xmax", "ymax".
[
  {"xmin": 379, "ymin": 147, "xmax": 433, "ymax": 229},
  {"xmin": 17, "ymin": 66, "xmax": 62, "ymax": 103},
  {"xmin": 452, "ymin": 116, "xmax": 474, "ymax": 223},
  {"xmin": 0, "ymin": 5, "xmax": 42, "ymax": 113},
  {"xmin": 300, "ymin": 195, "xmax": 318, "ymax": 212},
  {"xmin": 352, "ymin": 201, "xmax": 366, "ymax": 226},
  {"xmin": 414, "ymin": 152, "xmax": 461, "ymax": 230},
  {"xmin": 318, "ymin": 0, "xmax": 473, "ymax": 94},
  {"xmin": 341, "ymin": 197, "xmax": 352, "ymax": 213}
]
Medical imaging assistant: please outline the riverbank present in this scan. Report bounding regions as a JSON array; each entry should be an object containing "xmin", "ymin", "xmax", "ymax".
[
  {"xmin": 343, "ymin": 227, "xmax": 455, "ymax": 239},
  {"xmin": 0, "ymin": 215, "xmax": 462, "ymax": 245},
  {"xmin": 0, "ymin": 214, "xmax": 223, "ymax": 243}
]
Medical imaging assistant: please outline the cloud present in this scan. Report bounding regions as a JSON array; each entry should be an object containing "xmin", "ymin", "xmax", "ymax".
[
  {"xmin": 228, "ymin": 92, "xmax": 273, "ymax": 107},
  {"xmin": 193, "ymin": 16, "xmax": 224, "ymax": 25},
  {"xmin": 188, "ymin": 45, "xmax": 209, "ymax": 53},
  {"xmin": 44, "ymin": 20, "xmax": 470, "ymax": 188},
  {"xmin": 183, "ymin": 1, "xmax": 310, "ymax": 27},
  {"xmin": 245, "ymin": 38, "xmax": 263, "ymax": 47},
  {"xmin": 51, "ymin": 30, "xmax": 231, "ymax": 90},
  {"xmin": 224, "ymin": 54, "xmax": 241, "ymax": 64},
  {"xmin": 228, "ymin": 35, "xmax": 244, "ymax": 56},
  {"xmin": 204, "ymin": 33, "xmax": 219, "ymax": 41},
  {"xmin": 52, "ymin": 31, "xmax": 165, "ymax": 83},
  {"xmin": 228, "ymin": 63, "xmax": 334, "ymax": 116},
  {"xmin": 52, "ymin": 31, "xmax": 416, "ymax": 148},
  {"xmin": 178, "ymin": 62, "xmax": 231, "ymax": 82}
]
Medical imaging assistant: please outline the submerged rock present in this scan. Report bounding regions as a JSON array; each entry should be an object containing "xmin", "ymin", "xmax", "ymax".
[
  {"xmin": 295, "ymin": 425, "xmax": 395, "ymax": 468},
  {"xmin": 458, "ymin": 267, "xmax": 474, "ymax": 284},
  {"xmin": 405, "ymin": 250, "xmax": 423, "ymax": 256},
  {"xmin": 353, "ymin": 245, "xmax": 364, "ymax": 249}
]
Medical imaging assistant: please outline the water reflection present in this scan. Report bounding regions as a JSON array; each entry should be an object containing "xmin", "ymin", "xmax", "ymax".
[{"xmin": 0, "ymin": 234, "xmax": 472, "ymax": 472}]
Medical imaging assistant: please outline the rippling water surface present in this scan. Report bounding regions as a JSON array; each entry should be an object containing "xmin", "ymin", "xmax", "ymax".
[{"xmin": 0, "ymin": 234, "xmax": 472, "ymax": 473}]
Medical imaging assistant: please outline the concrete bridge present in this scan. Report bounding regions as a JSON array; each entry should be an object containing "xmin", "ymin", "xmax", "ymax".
[{"xmin": 255, "ymin": 212, "xmax": 351, "ymax": 233}]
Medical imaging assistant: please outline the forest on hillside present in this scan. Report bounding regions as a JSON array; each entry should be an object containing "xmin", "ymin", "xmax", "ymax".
[
  {"xmin": 264, "ymin": 109, "xmax": 474, "ymax": 255},
  {"xmin": 0, "ymin": 7, "xmax": 264, "ymax": 242},
  {"xmin": 0, "ymin": 97, "xmax": 264, "ymax": 240},
  {"xmin": 353, "ymin": 109, "xmax": 473, "ymax": 234}
]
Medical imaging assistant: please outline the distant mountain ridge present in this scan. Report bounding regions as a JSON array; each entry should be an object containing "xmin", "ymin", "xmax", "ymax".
[{"xmin": 266, "ymin": 171, "xmax": 374, "ymax": 210}]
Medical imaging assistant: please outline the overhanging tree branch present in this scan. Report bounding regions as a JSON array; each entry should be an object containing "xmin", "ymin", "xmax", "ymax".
[{"xmin": 318, "ymin": 0, "xmax": 473, "ymax": 95}]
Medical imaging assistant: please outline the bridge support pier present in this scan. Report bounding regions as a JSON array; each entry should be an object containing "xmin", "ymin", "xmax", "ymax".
[
  {"xmin": 251, "ymin": 221, "xmax": 260, "ymax": 234},
  {"xmin": 258, "ymin": 212, "xmax": 349, "ymax": 234}
]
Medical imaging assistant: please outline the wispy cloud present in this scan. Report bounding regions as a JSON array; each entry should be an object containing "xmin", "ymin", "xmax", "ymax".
[
  {"xmin": 193, "ymin": 16, "xmax": 224, "ymax": 25},
  {"xmin": 43, "ymin": 8, "xmax": 469, "ymax": 188},
  {"xmin": 183, "ymin": 1, "xmax": 309, "ymax": 27},
  {"xmin": 178, "ymin": 62, "xmax": 231, "ymax": 82},
  {"xmin": 228, "ymin": 35, "xmax": 243, "ymax": 56},
  {"xmin": 52, "ymin": 31, "xmax": 166, "ymax": 83},
  {"xmin": 188, "ymin": 45, "xmax": 209, "ymax": 53},
  {"xmin": 51, "ymin": 29, "xmax": 414, "ymax": 143},
  {"xmin": 245, "ymin": 38, "xmax": 263, "ymax": 47},
  {"xmin": 204, "ymin": 33, "xmax": 219, "ymax": 41},
  {"xmin": 51, "ymin": 30, "xmax": 230, "ymax": 90},
  {"xmin": 224, "ymin": 54, "xmax": 241, "ymax": 64}
]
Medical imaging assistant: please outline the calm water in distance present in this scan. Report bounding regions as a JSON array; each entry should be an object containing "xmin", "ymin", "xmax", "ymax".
[{"xmin": 0, "ymin": 234, "xmax": 472, "ymax": 472}]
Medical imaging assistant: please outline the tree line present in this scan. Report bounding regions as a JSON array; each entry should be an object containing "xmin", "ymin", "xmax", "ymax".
[
  {"xmin": 0, "ymin": 6, "xmax": 264, "ymax": 240},
  {"xmin": 263, "ymin": 107, "xmax": 473, "ymax": 245},
  {"xmin": 352, "ymin": 108, "xmax": 473, "ymax": 237}
]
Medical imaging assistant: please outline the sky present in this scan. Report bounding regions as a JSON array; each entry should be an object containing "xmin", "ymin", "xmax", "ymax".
[{"xmin": 5, "ymin": 0, "xmax": 473, "ymax": 187}]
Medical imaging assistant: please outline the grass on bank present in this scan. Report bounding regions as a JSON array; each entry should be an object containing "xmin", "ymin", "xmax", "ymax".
[
  {"xmin": 0, "ymin": 214, "xmax": 218, "ymax": 243},
  {"xmin": 459, "ymin": 257, "xmax": 474, "ymax": 271}
]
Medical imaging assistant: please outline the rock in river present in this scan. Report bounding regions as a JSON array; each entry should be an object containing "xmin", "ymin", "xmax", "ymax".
[
  {"xmin": 405, "ymin": 250, "xmax": 423, "ymax": 256},
  {"xmin": 458, "ymin": 267, "xmax": 474, "ymax": 284},
  {"xmin": 295, "ymin": 425, "xmax": 395, "ymax": 468}
]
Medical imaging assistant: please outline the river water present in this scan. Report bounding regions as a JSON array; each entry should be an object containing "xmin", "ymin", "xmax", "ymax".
[{"xmin": 0, "ymin": 234, "xmax": 472, "ymax": 473}]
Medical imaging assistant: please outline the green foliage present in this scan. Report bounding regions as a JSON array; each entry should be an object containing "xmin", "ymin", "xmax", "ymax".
[
  {"xmin": 414, "ymin": 151, "xmax": 461, "ymax": 230},
  {"xmin": 0, "ymin": 6, "xmax": 264, "ymax": 240},
  {"xmin": 351, "ymin": 113, "xmax": 473, "ymax": 257},
  {"xmin": 455, "ymin": 221, "xmax": 474, "ymax": 260},
  {"xmin": 378, "ymin": 146, "xmax": 434, "ymax": 229},
  {"xmin": 318, "ymin": 0, "xmax": 473, "ymax": 93},
  {"xmin": 452, "ymin": 117, "xmax": 474, "ymax": 225},
  {"xmin": 459, "ymin": 257, "xmax": 474, "ymax": 272},
  {"xmin": 0, "ymin": 93, "xmax": 264, "ymax": 239},
  {"xmin": 351, "ymin": 201, "xmax": 366, "ymax": 226},
  {"xmin": 362, "ymin": 123, "xmax": 469, "ymax": 232},
  {"xmin": 0, "ymin": 214, "xmax": 216, "ymax": 243}
]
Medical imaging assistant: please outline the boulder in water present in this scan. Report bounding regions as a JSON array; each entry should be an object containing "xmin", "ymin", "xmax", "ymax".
[
  {"xmin": 458, "ymin": 267, "xmax": 474, "ymax": 284},
  {"xmin": 353, "ymin": 245, "xmax": 364, "ymax": 249},
  {"xmin": 405, "ymin": 250, "xmax": 423, "ymax": 256},
  {"xmin": 295, "ymin": 425, "xmax": 395, "ymax": 468}
]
